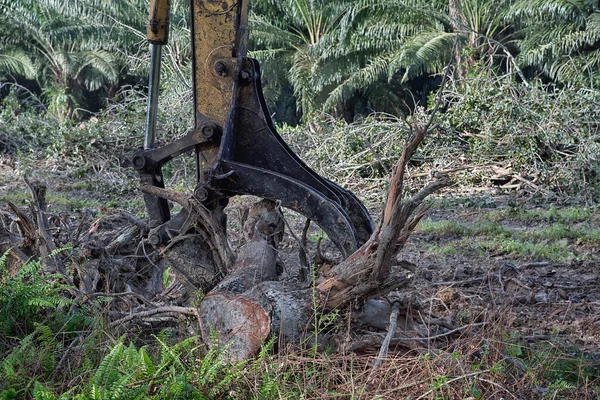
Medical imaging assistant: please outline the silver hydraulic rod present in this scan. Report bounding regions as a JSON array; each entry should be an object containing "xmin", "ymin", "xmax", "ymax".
[{"xmin": 144, "ymin": 44, "xmax": 163, "ymax": 150}]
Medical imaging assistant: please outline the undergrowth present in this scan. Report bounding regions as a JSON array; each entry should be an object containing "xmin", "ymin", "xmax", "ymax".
[
  {"xmin": 280, "ymin": 69, "xmax": 600, "ymax": 204},
  {"xmin": 0, "ymin": 249, "xmax": 73, "ymax": 335},
  {"xmin": 0, "ymin": 249, "xmax": 597, "ymax": 399},
  {"xmin": 1, "ymin": 48, "xmax": 599, "ymax": 400},
  {"xmin": 3, "ymin": 66, "xmax": 600, "ymax": 209}
]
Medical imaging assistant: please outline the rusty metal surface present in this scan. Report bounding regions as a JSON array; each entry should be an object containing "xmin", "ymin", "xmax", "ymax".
[
  {"xmin": 191, "ymin": 0, "xmax": 245, "ymax": 127},
  {"xmin": 147, "ymin": 0, "xmax": 172, "ymax": 44},
  {"xmin": 190, "ymin": 0, "xmax": 246, "ymax": 180}
]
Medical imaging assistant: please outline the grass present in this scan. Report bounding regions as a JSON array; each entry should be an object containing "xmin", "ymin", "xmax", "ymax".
[
  {"xmin": 0, "ymin": 186, "xmax": 146, "ymax": 216},
  {"xmin": 0, "ymin": 190, "xmax": 30, "ymax": 205},
  {"xmin": 47, "ymin": 193, "xmax": 102, "ymax": 210},
  {"xmin": 524, "ymin": 224, "xmax": 600, "ymax": 244},
  {"xmin": 484, "ymin": 206, "xmax": 595, "ymax": 224},
  {"xmin": 3, "ymin": 319, "xmax": 597, "ymax": 399},
  {"xmin": 0, "ymin": 190, "xmax": 102, "ymax": 210},
  {"xmin": 417, "ymin": 219, "xmax": 511, "ymax": 237},
  {"xmin": 475, "ymin": 238, "xmax": 575, "ymax": 262},
  {"xmin": 416, "ymin": 206, "xmax": 599, "ymax": 262},
  {"xmin": 427, "ymin": 243, "xmax": 461, "ymax": 256}
]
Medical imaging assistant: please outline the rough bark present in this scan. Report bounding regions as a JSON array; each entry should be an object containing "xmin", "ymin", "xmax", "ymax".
[
  {"xmin": 2, "ymin": 179, "xmax": 64, "ymax": 275},
  {"xmin": 199, "ymin": 199, "xmax": 313, "ymax": 361},
  {"xmin": 162, "ymin": 235, "xmax": 223, "ymax": 295},
  {"xmin": 316, "ymin": 123, "xmax": 451, "ymax": 309},
  {"xmin": 140, "ymin": 184, "xmax": 234, "ymax": 277}
]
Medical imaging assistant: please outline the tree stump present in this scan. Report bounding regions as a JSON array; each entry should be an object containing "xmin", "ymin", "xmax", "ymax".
[{"xmin": 199, "ymin": 199, "xmax": 313, "ymax": 360}]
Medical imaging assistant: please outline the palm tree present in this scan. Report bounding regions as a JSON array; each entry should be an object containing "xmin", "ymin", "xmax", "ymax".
[
  {"xmin": 0, "ymin": 0, "xmax": 193, "ymax": 118},
  {"xmin": 323, "ymin": 0, "xmax": 516, "ymax": 112},
  {"xmin": 0, "ymin": 0, "xmax": 121, "ymax": 118},
  {"xmin": 507, "ymin": 0, "xmax": 600, "ymax": 86},
  {"xmin": 250, "ymin": 0, "xmax": 351, "ymax": 119},
  {"xmin": 250, "ymin": 0, "xmax": 520, "ymax": 120}
]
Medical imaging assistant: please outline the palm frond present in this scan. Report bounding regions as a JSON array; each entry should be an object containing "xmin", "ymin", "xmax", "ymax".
[
  {"xmin": 392, "ymin": 31, "xmax": 456, "ymax": 83},
  {"xmin": 323, "ymin": 54, "xmax": 391, "ymax": 112},
  {"xmin": 508, "ymin": 0, "xmax": 593, "ymax": 23},
  {"xmin": 76, "ymin": 50, "xmax": 119, "ymax": 90},
  {"xmin": 0, "ymin": 49, "xmax": 36, "ymax": 79},
  {"xmin": 509, "ymin": 0, "xmax": 599, "ymax": 85}
]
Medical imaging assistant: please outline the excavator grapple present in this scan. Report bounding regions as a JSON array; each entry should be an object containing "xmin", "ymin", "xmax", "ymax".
[{"xmin": 132, "ymin": 0, "xmax": 373, "ymax": 257}]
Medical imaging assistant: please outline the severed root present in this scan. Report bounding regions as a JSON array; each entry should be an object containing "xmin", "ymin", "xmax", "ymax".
[
  {"xmin": 140, "ymin": 184, "xmax": 234, "ymax": 275},
  {"xmin": 368, "ymin": 302, "xmax": 400, "ymax": 381}
]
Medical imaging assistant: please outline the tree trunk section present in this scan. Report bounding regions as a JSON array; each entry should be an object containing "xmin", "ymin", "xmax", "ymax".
[
  {"xmin": 199, "ymin": 200, "xmax": 313, "ymax": 361},
  {"xmin": 449, "ymin": 0, "xmax": 468, "ymax": 78}
]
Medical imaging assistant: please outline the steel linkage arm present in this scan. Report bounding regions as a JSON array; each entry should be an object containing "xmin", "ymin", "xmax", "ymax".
[{"xmin": 135, "ymin": 0, "xmax": 373, "ymax": 257}]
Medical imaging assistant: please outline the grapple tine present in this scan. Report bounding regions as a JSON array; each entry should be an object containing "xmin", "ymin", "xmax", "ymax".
[{"xmin": 205, "ymin": 57, "xmax": 373, "ymax": 254}]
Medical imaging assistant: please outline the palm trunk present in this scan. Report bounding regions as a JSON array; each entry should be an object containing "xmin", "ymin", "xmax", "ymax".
[{"xmin": 448, "ymin": 0, "xmax": 468, "ymax": 79}]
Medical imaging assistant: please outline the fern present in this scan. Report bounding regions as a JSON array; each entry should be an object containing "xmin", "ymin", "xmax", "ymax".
[
  {"xmin": 32, "ymin": 382, "xmax": 56, "ymax": 400},
  {"xmin": 0, "ymin": 251, "xmax": 73, "ymax": 335},
  {"xmin": 0, "ymin": 249, "xmax": 9, "ymax": 274},
  {"xmin": 93, "ymin": 341, "xmax": 124, "ymax": 389},
  {"xmin": 1, "ymin": 324, "xmax": 61, "ymax": 389},
  {"xmin": 137, "ymin": 347, "xmax": 156, "ymax": 380},
  {"xmin": 1, "ymin": 326, "xmax": 256, "ymax": 399}
]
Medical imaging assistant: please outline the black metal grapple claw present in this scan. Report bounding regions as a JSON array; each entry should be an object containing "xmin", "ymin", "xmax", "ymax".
[{"xmin": 136, "ymin": 0, "xmax": 373, "ymax": 256}]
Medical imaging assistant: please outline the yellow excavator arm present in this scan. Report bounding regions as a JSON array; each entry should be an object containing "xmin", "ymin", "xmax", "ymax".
[{"xmin": 133, "ymin": 0, "xmax": 373, "ymax": 257}]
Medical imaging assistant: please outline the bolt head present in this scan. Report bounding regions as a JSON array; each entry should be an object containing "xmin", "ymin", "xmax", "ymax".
[
  {"xmin": 200, "ymin": 123, "xmax": 217, "ymax": 139},
  {"xmin": 131, "ymin": 154, "xmax": 146, "ymax": 170},
  {"xmin": 214, "ymin": 61, "xmax": 227, "ymax": 75},
  {"xmin": 149, "ymin": 233, "xmax": 162, "ymax": 247},
  {"xmin": 240, "ymin": 70, "xmax": 251, "ymax": 80},
  {"xmin": 195, "ymin": 187, "xmax": 209, "ymax": 202}
]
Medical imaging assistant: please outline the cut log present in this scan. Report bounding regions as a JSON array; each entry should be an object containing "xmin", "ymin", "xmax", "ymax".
[
  {"xmin": 247, "ymin": 281, "xmax": 312, "ymax": 344},
  {"xmin": 198, "ymin": 117, "xmax": 450, "ymax": 359},
  {"xmin": 199, "ymin": 199, "xmax": 313, "ymax": 361}
]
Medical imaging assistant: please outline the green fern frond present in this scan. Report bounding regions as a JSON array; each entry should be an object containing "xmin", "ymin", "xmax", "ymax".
[
  {"xmin": 89, "ymin": 384, "xmax": 101, "ymax": 400},
  {"xmin": 0, "ymin": 249, "xmax": 9, "ymax": 276},
  {"xmin": 32, "ymin": 381, "xmax": 56, "ymax": 400},
  {"xmin": 93, "ymin": 341, "xmax": 124, "ymax": 388},
  {"xmin": 107, "ymin": 372, "xmax": 137, "ymax": 400},
  {"xmin": 137, "ymin": 347, "xmax": 156, "ymax": 380}
]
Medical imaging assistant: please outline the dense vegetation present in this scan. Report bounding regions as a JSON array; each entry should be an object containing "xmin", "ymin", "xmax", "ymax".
[
  {"xmin": 1, "ymin": 0, "xmax": 599, "ymax": 398},
  {"xmin": 2, "ymin": 0, "xmax": 598, "ymax": 195},
  {"xmin": 2, "ymin": 0, "xmax": 600, "ymax": 121}
]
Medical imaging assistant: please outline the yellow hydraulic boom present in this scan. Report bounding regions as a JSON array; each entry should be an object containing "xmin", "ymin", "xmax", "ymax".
[{"xmin": 134, "ymin": 0, "xmax": 373, "ymax": 257}]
